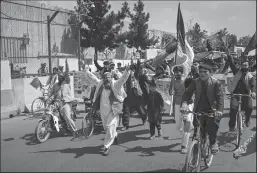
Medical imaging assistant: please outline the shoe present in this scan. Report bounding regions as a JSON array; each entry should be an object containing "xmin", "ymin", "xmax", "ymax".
[
  {"xmin": 229, "ymin": 127, "xmax": 236, "ymax": 132},
  {"xmin": 114, "ymin": 136, "xmax": 119, "ymax": 145},
  {"xmin": 150, "ymin": 135, "xmax": 155, "ymax": 140},
  {"xmin": 103, "ymin": 147, "xmax": 110, "ymax": 156},
  {"xmin": 121, "ymin": 127, "xmax": 128, "ymax": 131},
  {"xmin": 158, "ymin": 130, "xmax": 163, "ymax": 137},
  {"xmin": 142, "ymin": 119, "xmax": 146, "ymax": 125},
  {"xmin": 181, "ymin": 145, "xmax": 188, "ymax": 154},
  {"xmin": 210, "ymin": 144, "xmax": 219, "ymax": 155},
  {"xmin": 71, "ymin": 130, "xmax": 79, "ymax": 140},
  {"xmin": 245, "ymin": 120, "xmax": 251, "ymax": 127}
]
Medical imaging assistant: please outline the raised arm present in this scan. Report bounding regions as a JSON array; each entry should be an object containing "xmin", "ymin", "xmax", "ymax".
[
  {"xmin": 227, "ymin": 55, "xmax": 239, "ymax": 75},
  {"xmin": 114, "ymin": 68, "xmax": 131, "ymax": 90},
  {"xmin": 145, "ymin": 63, "xmax": 156, "ymax": 73},
  {"xmin": 249, "ymin": 76, "xmax": 256, "ymax": 93},
  {"xmin": 94, "ymin": 54, "xmax": 103, "ymax": 71},
  {"xmin": 135, "ymin": 59, "xmax": 141, "ymax": 79},
  {"xmin": 181, "ymin": 80, "xmax": 196, "ymax": 104},
  {"xmin": 84, "ymin": 69, "xmax": 101, "ymax": 86}
]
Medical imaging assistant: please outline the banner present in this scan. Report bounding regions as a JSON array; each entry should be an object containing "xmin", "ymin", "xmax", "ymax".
[{"xmin": 155, "ymin": 78, "xmax": 172, "ymax": 114}]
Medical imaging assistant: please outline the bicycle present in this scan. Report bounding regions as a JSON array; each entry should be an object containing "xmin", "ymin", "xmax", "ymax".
[
  {"xmin": 184, "ymin": 111, "xmax": 215, "ymax": 172},
  {"xmin": 226, "ymin": 93, "xmax": 253, "ymax": 149},
  {"xmin": 31, "ymin": 85, "xmax": 50, "ymax": 117}
]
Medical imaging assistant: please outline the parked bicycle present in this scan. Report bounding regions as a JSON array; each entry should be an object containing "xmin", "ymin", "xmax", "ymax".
[
  {"xmin": 31, "ymin": 85, "xmax": 50, "ymax": 117},
  {"xmin": 184, "ymin": 111, "xmax": 215, "ymax": 172},
  {"xmin": 226, "ymin": 93, "xmax": 253, "ymax": 149}
]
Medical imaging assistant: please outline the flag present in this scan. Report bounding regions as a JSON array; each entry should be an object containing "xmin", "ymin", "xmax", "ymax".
[
  {"xmin": 171, "ymin": 40, "xmax": 194, "ymax": 77},
  {"xmin": 244, "ymin": 32, "xmax": 257, "ymax": 55},
  {"xmin": 177, "ymin": 3, "xmax": 186, "ymax": 53}
]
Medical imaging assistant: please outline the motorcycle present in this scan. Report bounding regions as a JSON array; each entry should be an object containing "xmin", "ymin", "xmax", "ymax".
[{"xmin": 35, "ymin": 100, "xmax": 78, "ymax": 143}]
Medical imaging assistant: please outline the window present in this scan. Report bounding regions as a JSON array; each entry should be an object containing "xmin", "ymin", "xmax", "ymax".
[{"xmin": 1, "ymin": 36, "xmax": 28, "ymax": 63}]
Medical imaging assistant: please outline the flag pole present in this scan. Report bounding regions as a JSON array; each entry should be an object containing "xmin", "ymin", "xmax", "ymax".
[{"xmin": 169, "ymin": 3, "xmax": 180, "ymax": 117}]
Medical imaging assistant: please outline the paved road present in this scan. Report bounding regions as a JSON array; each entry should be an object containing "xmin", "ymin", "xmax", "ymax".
[{"xmin": 1, "ymin": 104, "xmax": 256, "ymax": 172}]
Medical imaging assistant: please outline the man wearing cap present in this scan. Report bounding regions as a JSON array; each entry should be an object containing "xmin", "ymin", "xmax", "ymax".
[
  {"xmin": 181, "ymin": 59, "xmax": 224, "ymax": 155},
  {"xmin": 84, "ymin": 66, "xmax": 131, "ymax": 156},
  {"xmin": 225, "ymin": 54, "xmax": 256, "ymax": 129},
  {"xmin": 94, "ymin": 54, "xmax": 110, "ymax": 76},
  {"xmin": 48, "ymin": 71, "xmax": 79, "ymax": 139}
]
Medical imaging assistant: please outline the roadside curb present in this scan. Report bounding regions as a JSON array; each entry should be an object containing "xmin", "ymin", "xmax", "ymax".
[{"xmin": 1, "ymin": 112, "xmax": 31, "ymax": 121}]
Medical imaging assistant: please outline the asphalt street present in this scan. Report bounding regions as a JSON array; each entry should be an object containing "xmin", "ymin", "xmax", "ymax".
[{"xmin": 1, "ymin": 103, "xmax": 256, "ymax": 172}]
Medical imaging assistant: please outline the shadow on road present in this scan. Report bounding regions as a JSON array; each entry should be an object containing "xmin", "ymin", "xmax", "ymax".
[
  {"xmin": 119, "ymin": 129, "xmax": 150, "ymax": 144},
  {"xmin": 125, "ymin": 143, "xmax": 180, "ymax": 156},
  {"xmin": 162, "ymin": 119, "xmax": 176, "ymax": 124},
  {"xmin": 20, "ymin": 133, "xmax": 40, "ymax": 145},
  {"xmin": 33, "ymin": 145, "xmax": 103, "ymax": 158},
  {"xmin": 218, "ymin": 131, "xmax": 237, "ymax": 152},
  {"xmin": 251, "ymin": 127, "xmax": 256, "ymax": 131},
  {"xmin": 2, "ymin": 137, "xmax": 15, "ymax": 142},
  {"xmin": 142, "ymin": 168, "xmax": 182, "ymax": 172}
]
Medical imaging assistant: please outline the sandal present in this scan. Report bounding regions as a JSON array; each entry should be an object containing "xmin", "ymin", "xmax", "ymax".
[{"xmin": 210, "ymin": 144, "xmax": 219, "ymax": 155}]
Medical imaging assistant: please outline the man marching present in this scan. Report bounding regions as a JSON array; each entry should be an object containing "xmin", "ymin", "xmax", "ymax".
[{"xmin": 84, "ymin": 66, "xmax": 131, "ymax": 156}]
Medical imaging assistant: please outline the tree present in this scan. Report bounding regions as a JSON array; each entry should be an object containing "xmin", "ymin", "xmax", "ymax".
[
  {"xmin": 102, "ymin": 49, "xmax": 115, "ymax": 59},
  {"xmin": 52, "ymin": 42, "xmax": 59, "ymax": 53},
  {"xmin": 186, "ymin": 23, "xmax": 207, "ymax": 53},
  {"xmin": 237, "ymin": 35, "xmax": 252, "ymax": 47},
  {"xmin": 79, "ymin": 0, "xmax": 130, "ymax": 59},
  {"xmin": 161, "ymin": 32, "xmax": 175, "ymax": 48},
  {"xmin": 124, "ymin": 0, "xmax": 159, "ymax": 58},
  {"xmin": 227, "ymin": 34, "xmax": 237, "ymax": 51}
]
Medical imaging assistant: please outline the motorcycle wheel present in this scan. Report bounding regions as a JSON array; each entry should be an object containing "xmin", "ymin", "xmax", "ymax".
[{"xmin": 35, "ymin": 119, "xmax": 51, "ymax": 143}]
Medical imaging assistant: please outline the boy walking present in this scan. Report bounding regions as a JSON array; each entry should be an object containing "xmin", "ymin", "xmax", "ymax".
[{"xmin": 147, "ymin": 79, "xmax": 165, "ymax": 139}]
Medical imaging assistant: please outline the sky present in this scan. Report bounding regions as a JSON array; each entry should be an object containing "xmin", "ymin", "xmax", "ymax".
[{"xmin": 44, "ymin": 0, "xmax": 256, "ymax": 38}]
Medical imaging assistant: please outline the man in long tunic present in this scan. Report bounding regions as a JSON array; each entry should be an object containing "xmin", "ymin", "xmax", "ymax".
[{"xmin": 84, "ymin": 66, "xmax": 131, "ymax": 156}]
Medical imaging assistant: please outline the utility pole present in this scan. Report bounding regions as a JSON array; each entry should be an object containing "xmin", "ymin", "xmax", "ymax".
[
  {"xmin": 47, "ymin": 11, "xmax": 59, "ymax": 73},
  {"xmin": 78, "ymin": 9, "xmax": 81, "ymax": 71}
]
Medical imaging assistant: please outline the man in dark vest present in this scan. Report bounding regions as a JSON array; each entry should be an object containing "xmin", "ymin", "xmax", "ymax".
[
  {"xmin": 225, "ymin": 54, "xmax": 256, "ymax": 129},
  {"xmin": 121, "ymin": 63, "xmax": 148, "ymax": 131},
  {"xmin": 180, "ymin": 59, "xmax": 224, "ymax": 155}
]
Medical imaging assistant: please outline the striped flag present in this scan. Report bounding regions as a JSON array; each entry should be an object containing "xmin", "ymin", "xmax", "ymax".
[{"xmin": 171, "ymin": 40, "xmax": 194, "ymax": 77}]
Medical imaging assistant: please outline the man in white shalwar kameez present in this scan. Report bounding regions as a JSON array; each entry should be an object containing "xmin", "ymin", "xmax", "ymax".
[{"xmin": 84, "ymin": 66, "xmax": 131, "ymax": 156}]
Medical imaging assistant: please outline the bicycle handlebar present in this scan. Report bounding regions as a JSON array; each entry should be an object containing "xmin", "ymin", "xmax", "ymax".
[
  {"xmin": 181, "ymin": 110, "xmax": 215, "ymax": 118},
  {"xmin": 231, "ymin": 94, "xmax": 252, "ymax": 98},
  {"xmin": 226, "ymin": 93, "xmax": 252, "ymax": 99}
]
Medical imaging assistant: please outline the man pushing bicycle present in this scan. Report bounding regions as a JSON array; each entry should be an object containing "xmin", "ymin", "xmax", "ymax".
[{"xmin": 180, "ymin": 59, "xmax": 224, "ymax": 155}]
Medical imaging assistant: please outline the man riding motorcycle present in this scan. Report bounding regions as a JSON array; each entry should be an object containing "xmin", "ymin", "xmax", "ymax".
[{"xmin": 47, "ymin": 71, "xmax": 79, "ymax": 139}]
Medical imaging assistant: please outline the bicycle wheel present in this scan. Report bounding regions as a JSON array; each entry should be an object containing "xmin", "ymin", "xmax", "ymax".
[
  {"xmin": 203, "ymin": 136, "xmax": 214, "ymax": 167},
  {"xmin": 236, "ymin": 111, "xmax": 243, "ymax": 149},
  {"xmin": 185, "ymin": 140, "xmax": 201, "ymax": 172},
  {"xmin": 82, "ymin": 112, "xmax": 95, "ymax": 138},
  {"xmin": 31, "ymin": 97, "xmax": 46, "ymax": 117}
]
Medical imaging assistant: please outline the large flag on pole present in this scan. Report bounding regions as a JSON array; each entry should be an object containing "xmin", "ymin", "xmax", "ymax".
[
  {"xmin": 244, "ymin": 32, "xmax": 257, "ymax": 55},
  {"xmin": 177, "ymin": 3, "xmax": 186, "ymax": 54}
]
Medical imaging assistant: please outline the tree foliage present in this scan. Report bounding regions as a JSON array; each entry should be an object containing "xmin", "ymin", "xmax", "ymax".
[
  {"xmin": 78, "ymin": 0, "xmax": 130, "ymax": 57},
  {"xmin": 237, "ymin": 35, "xmax": 252, "ymax": 47},
  {"xmin": 161, "ymin": 32, "xmax": 175, "ymax": 48},
  {"xmin": 186, "ymin": 23, "xmax": 207, "ymax": 53},
  {"xmin": 124, "ymin": 0, "xmax": 159, "ymax": 54}
]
